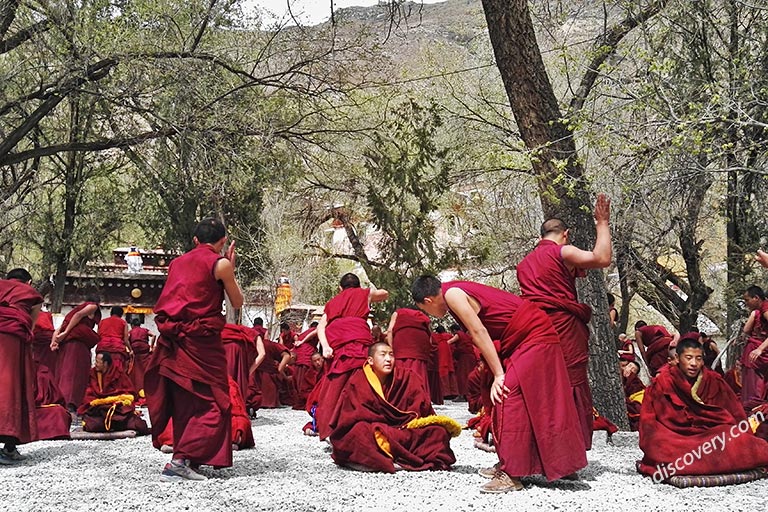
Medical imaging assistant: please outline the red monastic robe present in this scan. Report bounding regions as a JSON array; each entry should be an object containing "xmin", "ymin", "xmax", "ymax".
[
  {"xmin": 638, "ymin": 325, "xmax": 674, "ymax": 377},
  {"xmin": 128, "ymin": 325, "xmax": 152, "ymax": 396},
  {"xmin": 294, "ymin": 364, "xmax": 325, "ymax": 411},
  {"xmin": 145, "ymin": 245, "xmax": 232, "ymax": 468},
  {"xmin": 330, "ymin": 365, "xmax": 455, "ymax": 472},
  {"xmin": 452, "ymin": 330, "xmax": 477, "ymax": 398},
  {"xmin": 623, "ymin": 372, "xmax": 646, "ymax": 431},
  {"xmin": 390, "ymin": 308, "xmax": 432, "ymax": 396},
  {"xmin": 0, "ymin": 279, "xmax": 43, "ymax": 445},
  {"xmin": 638, "ymin": 365, "xmax": 768, "ymax": 477},
  {"xmin": 280, "ymin": 330, "xmax": 297, "ymax": 350},
  {"xmin": 445, "ymin": 281, "xmax": 587, "ymax": 481},
  {"xmin": 221, "ymin": 323, "xmax": 254, "ymax": 405},
  {"xmin": 248, "ymin": 340, "xmax": 291, "ymax": 409},
  {"xmin": 741, "ymin": 302, "xmax": 768, "ymax": 410},
  {"xmin": 32, "ymin": 311, "xmax": 58, "ymax": 377},
  {"xmin": 316, "ymin": 287, "xmax": 373, "ymax": 439},
  {"xmin": 516, "ymin": 239, "xmax": 595, "ymax": 450},
  {"xmin": 96, "ymin": 315, "xmax": 128, "ymax": 371},
  {"xmin": 465, "ymin": 364, "xmax": 485, "ymax": 414},
  {"xmin": 78, "ymin": 364, "xmax": 148, "ymax": 434},
  {"xmin": 34, "ymin": 366, "xmax": 71, "ymax": 440},
  {"xmin": 723, "ymin": 367, "xmax": 742, "ymax": 399},
  {"xmin": 291, "ymin": 327, "xmax": 318, "ymax": 408},
  {"xmin": 427, "ymin": 334, "xmax": 443, "ymax": 405},
  {"xmin": 56, "ymin": 302, "xmax": 101, "ymax": 410}
]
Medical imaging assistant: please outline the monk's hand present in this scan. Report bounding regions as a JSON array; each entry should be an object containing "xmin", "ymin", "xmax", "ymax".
[
  {"xmin": 225, "ymin": 240, "xmax": 236, "ymax": 266},
  {"xmin": 323, "ymin": 347, "xmax": 334, "ymax": 359},
  {"xmin": 756, "ymin": 249, "xmax": 768, "ymax": 269},
  {"xmin": 49, "ymin": 340, "xmax": 59, "ymax": 351},
  {"xmin": 490, "ymin": 374, "xmax": 509, "ymax": 405},
  {"xmin": 594, "ymin": 193, "xmax": 610, "ymax": 224},
  {"xmin": 750, "ymin": 348, "xmax": 763, "ymax": 364}
]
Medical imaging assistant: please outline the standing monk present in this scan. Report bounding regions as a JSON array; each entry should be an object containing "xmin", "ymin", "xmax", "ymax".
[
  {"xmin": 386, "ymin": 307, "xmax": 432, "ymax": 396},
  {"xmin": 315, "ymin": 273, "xmax": 388, "ymax": 440},
  {"xmin": 740, "ymin": 285, "xmax": 768, "ymax": 411},
  {"xmin": 145, "ymin": 218, "xmax": 244, "ymax": 482},
  {"xmin": 0, "ymin": 269, "xmax": 43, "ymax": 464},
  {"xmin": 128, "ymin": 317, "xmax": 155, "ymax": 397},
  {"xmin": 95, "ymin": 306, "xmax": 132, "ymax": 373},
  {"xmin": 412, "ymin": 276, "xmax": 586, "ymax": 493},
  {"xmin": 515, "ymin": 193, "xmax": 612, "ymax": 450},
  {"xmin": 52, "ymin": 297, "xmax": 101, "ymax": 413}
]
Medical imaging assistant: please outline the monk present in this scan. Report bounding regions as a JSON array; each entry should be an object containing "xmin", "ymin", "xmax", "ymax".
[
  {"xmin": 315, "ymin": 273, "xmax": 388, "ymax": 439},
  {"xmin": 52, "ymin": 297, "xmax": 101, "ymax": 412},
  {"xmin": 741, "ymin": 285, "xmax": 768, "ymax": 411},
  {"xmin": 330, "ymin": 341, "xmax": 457, "ymax": 472},
  {"xmin": 723, "ymin": 361, "xmax": 743, "ymax": 399},
  {"xmin": 34, "ymin": 365, "xmax": 71, "ymax": 441},
  {"xmin": 448, "ymin": 324, "xmax": 477, "ymax": 402},
  {"xmin": 433, "ymin": 325, "xmax": 458, "ymax": 399},
  {"xmin": 515, "ymin": 193, "xmax": 612, "ymax": 451},
  {"xmin": 221, "ymin": 323, "xmax": 254, "ymax": 404},
  {"xmin": 292, "ymin": 321, "xmax": 319, "ymax": 405},
  {"xmin": 278, "ymin": 322, "xmax": 298, "ymax": 350},
  {"xmin": 294, "ymin": 352, "xmax": 326, "ymax": 412},
  {"xmin": 157, "ymin": 376, "xmax": 255, "ymax": 452},
  {"xmin": 77, "ymin": 352, "xmax": 149, "ymax": 434},
  {"xmin": 465, "ymin": 360, "xmax": 486, "ymax": 415},
  {"xmin": 412, "ymin": 276, "xmax": 587, "ymax": 493},
  {"xmin": 635, "ymin": 321, "xmax": 679, "ymax": 377},
  {"xmin": 145, "ymin": 217, "xmax": 244, "ymax": 482},
  {"xmin": 128, "ymin": 317, "xmax": 155, "ymax": 397},
  {"xmin": 243, "ymin": 319, "xmax": 266, "ymax": 417},
  {"xmin": 386, "ymin": 307, "xmax": 432, "ymax": 395},
  {"xmin": 638, "ymin": 338, "xmax": 768, "ymax": 481},
  {"xmin": 0, "ymin": 268, "xmax": 43, "ymax": 464},
  {"xmin": 95, "ymin": 306, "xmax": 132, "ymax": 372},
  {"xmin": 32, "ymin": 310, "xmax": 58, "ymax": 376},
  {"xmin": 248, "ymin": 338, "xmax": 292, "ymax": 409},
  {"xmin": 620, "ymin": 359, "xmax": 645, "ymax": 431}
]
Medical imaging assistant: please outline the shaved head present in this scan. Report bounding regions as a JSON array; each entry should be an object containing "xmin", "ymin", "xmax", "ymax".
[{"xmin": 540, "ymin": 218, "xmax": 568, "ymax": 238}]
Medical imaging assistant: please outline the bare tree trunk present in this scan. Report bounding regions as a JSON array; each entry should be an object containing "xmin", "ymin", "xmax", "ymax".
[{"xmin": 480, "ymin": 0, "xmax": 627, "ymax": 428}]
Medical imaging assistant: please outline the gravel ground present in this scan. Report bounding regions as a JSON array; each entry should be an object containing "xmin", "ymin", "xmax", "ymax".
[{"xmin": 0, "ymin": 401, "xmax": 765, "ymax": 512}]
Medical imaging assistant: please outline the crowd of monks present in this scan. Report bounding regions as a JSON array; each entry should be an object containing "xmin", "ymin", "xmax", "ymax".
[{"xmin": 3, "ymin": 203, "xmax": 768, "ymax": 491}]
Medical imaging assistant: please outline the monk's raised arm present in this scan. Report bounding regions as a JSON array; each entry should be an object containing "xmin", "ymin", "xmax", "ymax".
[
  {"xmin": 561, "ymin": 194, "xmax": 612, "ymax": 270},
  {"xmin": 370, "ymin": 288, "xmax": 389, "ymax": 303},
  {"xmin": 214, "ymin": 258, "xmax": 243, "ymax": 309}
]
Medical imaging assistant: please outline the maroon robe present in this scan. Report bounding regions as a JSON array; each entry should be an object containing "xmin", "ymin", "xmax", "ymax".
[
  {"xmin": 32, "ymin": 311, "xmax": 58, "ymax": 377},
  {"xmin": 0, "ymin": 279, "xmax": 43, "ymax": 445},
  {"xmin": 316, "ymin": 287, "xmax": 373, "ymax": 439},
  {"xmin": 222, "ymin": 324, "xmax": 253, "ymax": 404},
  {"xmin": 427, "ymin": 335, "xmax": 443, "ymax": 404},
  {"xmin": 330, "ymin": 365, "xmax": 455, "ymax": 472},
  {"xmin": 292, "ymin": 327, "xmax": 318, "ymax": 407},
  {"xmin": 294, "ymin": 364, "xmax": 325, "ymax": 411},
  {"xmin": 128, "ymin": 325, "xmax": 152, "ymax": 395},
  {"xmin": 638, "ymin": 325, "xmax": 674, "ymax": 377},
  {"xmin": 96, "ymin": 316, "xmax": 128, "ymax": 371},
  {"xmin": 445, "ymin": 281, "xmax": 587, "ymax": 480},
  {"xmin": 638, "ymin": 365, "xmax": 768, "ymax": 478},
  {"xmin": 623, "ymin": 371, "xmax": 645, "ymax": 431},
  {"xmin": 34, "ymin": 366, "xmax": 71, "ymax": 440},
  {"xmin": 229, "ymin": 376, "xmax": 254, "ymax": 449},
  {"xmin": 78, "ymin": 364, "xmax": 148, "ymax": 434},
  {"xmin": 145, "ymin": 244, "xmax": 232, "ymax": 468},
  {"xmin": 248, "ymin": 340, "xmax": 291, "ymax": 409},
  {"xmin": 390, "ymin": 308, "xmax": 432, "ymax": 396},
  {"xmin": 280, "ymin": 330, "xmax": 297, "ymax": 350},
  {"xmin": 434, "ymin": 332, "xmax": 458, "ymax": 398},
  {"xmin": 723, "ymin": 367, "xmax": 742, "ymax": 399},
  {"xmin": 466, "ymin": 364, "xmax": 485, "ymax": 414},
  {"xmin": 741, "ymin": 302, "xmax": 768, "ymax": 410},
  {"xmin": 517, "ymin": 239, "xmax": 595, "ymax": 450},
  {"xmin": 452, "ymin": 330, "xmax": 477, "ymax": 398},
  {"xmin": 56, "ymin": 302, "xmax": 101, "ymax": 410}
]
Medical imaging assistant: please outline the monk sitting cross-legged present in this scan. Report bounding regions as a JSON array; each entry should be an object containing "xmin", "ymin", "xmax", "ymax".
[
  {"xmin": 329, "ymin": 342, "xmax": 458, "ymax": 473},
  {"xmin": 77, "ymin": 352, "xmax": 149, "ymax": 435},
  {"xmin": 637, "ymin": 338, "xmax": 768, "ymax": 481}
]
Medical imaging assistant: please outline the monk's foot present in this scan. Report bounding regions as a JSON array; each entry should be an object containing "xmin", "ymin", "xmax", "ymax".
[
  {"xmin": 160, "ymin": 459, "xmax": 207, "ymax": 482},
  {"xmin": 248, "ymin": 407, "xmax": 258, "ymax": 419},
  {"xmin": 479, "ymin": 471, "xmax": 523, "ymax": 493},
  {"xmin": 232, "ymin": 443, "xmax": 240, "ymax": 451},
  {"xmin": 0, "ymin": 447, "xmax": 23, "ymax": 466},
  {"xmin": 606, "ymin": 433, "xmax": 615, "ymax": 446},
  {"xmin": 478, "ymin": 462, "xmax": 501, "ymax": 479},
  {"xmin": 160, "ymin": 444, "xmax": 174, "ymax": 454},
  {"xmin": 303, "ymin": 428, "xmax": 318, "ymax": 437},
  {"xmin": 560, "ymin": 472, "xmax": 580, "ymax": 481}
]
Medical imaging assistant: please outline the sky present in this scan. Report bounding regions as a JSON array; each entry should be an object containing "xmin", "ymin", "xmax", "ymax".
[{"xmin": 247, "ymin": 0, "xmax": 445, "ymax": 26}]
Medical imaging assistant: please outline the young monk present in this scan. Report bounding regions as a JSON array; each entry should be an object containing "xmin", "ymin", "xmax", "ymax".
[
  {"xmin": 638, "ymin": 338, "xmax": 768, "ymax": 480},
  {"xmin": 329, "ymin": 341, "xmax": 457, "ymax": 472},
  {"xmin": 292, "ymin": 321, "xmax": 319, "ymax": 402},
  {"xmin": 448, "ymin": 324, "xmax": 477, "ymax": 402},
  {"xmin": 294, "ymin": 352, "xmax": 325, "ymax": 412},
  {"xmin": 314, "ymin": 273, "xmax": 388, "ymax": 439},
  {"xmin": 52, "ymin": 297, "xmax": 101, "ymax": 413},
  {"xmin": 515, "ymin": 193, "xmax": 612, "ymax": 450},
  {"xmin": 95, "ymin": 306, "xmax": 132, "ymax": 373},
  {"xmin": 387, "ymin": 307, "xmax": 432, "ymax": 396},
  {"xmin": 412, "ymin": 276, "xmax": 587, "ymax": 493},
  {"xmin": 0, "ymin": 268, "xmax": 43, "ymax": 464},
  {"xmin": 78, "ymin": 352, "xmax": 149, "ymax": 435},
  {"xmin": 128, "ymin": 317, "xmax": 155, "ymax": 397},
  {"xmin": 635, "ymin": 321, "xmax": 679, "ymax": 377},
  {"xmin": 249, "ymin": 338, "xmax": 292, "ymax": 409},
  {"xmin": 221, "ymin": 323, "xmax": 254, "ymax": 405},
  {"xmin": 145, "ymin": 217, "xmax": 243, "ymax": 482},
  {"xmin": 741, "ymin": 285, "xmax": 768, "ymax": 411}
]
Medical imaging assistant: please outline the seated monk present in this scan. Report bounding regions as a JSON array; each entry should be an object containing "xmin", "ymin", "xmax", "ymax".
[
  {"xmin": 329, "ymin": 342, "xmax": 458, "ymax": 472},
  {"xmin": 635, "ymin": 321, "xmax": 679, "ymax": 377},
  {"xmin": 620, "ymin": 359, "xmax": 645, "ymax": 431},
  {"xmin": 723, "ymin": 361, "xmax": 743, "ymax": 399},
  {"xmin": 294, "ymin": 352, "xmax": 325, "ymax": 412},
  {"xmin": 77, "ymin": 352, "xmax": 149, "ymax": 435},
  {"xmin": 638, "ymin": 338, "xmax": 768, "ymax": 481},
  {"xmin": 158, "ymin": 376, "xmax": 254, "ymax": 451},
  {"xmin": 35, "ymin": 365, "xmax": 72, "ymax": 440}
]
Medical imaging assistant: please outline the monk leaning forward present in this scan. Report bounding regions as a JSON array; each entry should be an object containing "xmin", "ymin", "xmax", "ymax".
[
  {"xmin": 145, "ymin": 218, "xmax": 244, "ymax": 482},
  {"xmin": 413, "ymin": 276, "xmax": 586, "ymax": 493}
]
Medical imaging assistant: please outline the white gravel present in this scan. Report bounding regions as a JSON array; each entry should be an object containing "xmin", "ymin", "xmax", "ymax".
[{"xmin": 0, "ymin": 402, "xmax": 765, "ymax": 512}]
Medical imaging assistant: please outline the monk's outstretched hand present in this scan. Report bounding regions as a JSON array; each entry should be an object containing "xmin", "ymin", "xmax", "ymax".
[
  {"xmin": 594, "ymin": 193, "xmax": 610, "ymax": 224},
  {"xmin": 490, "ymin": 374, "xmax": 509, "ymax": 405},
  {"xmin": 756, "ymin": 249, "xmax": 768, "ymax": 269}
]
